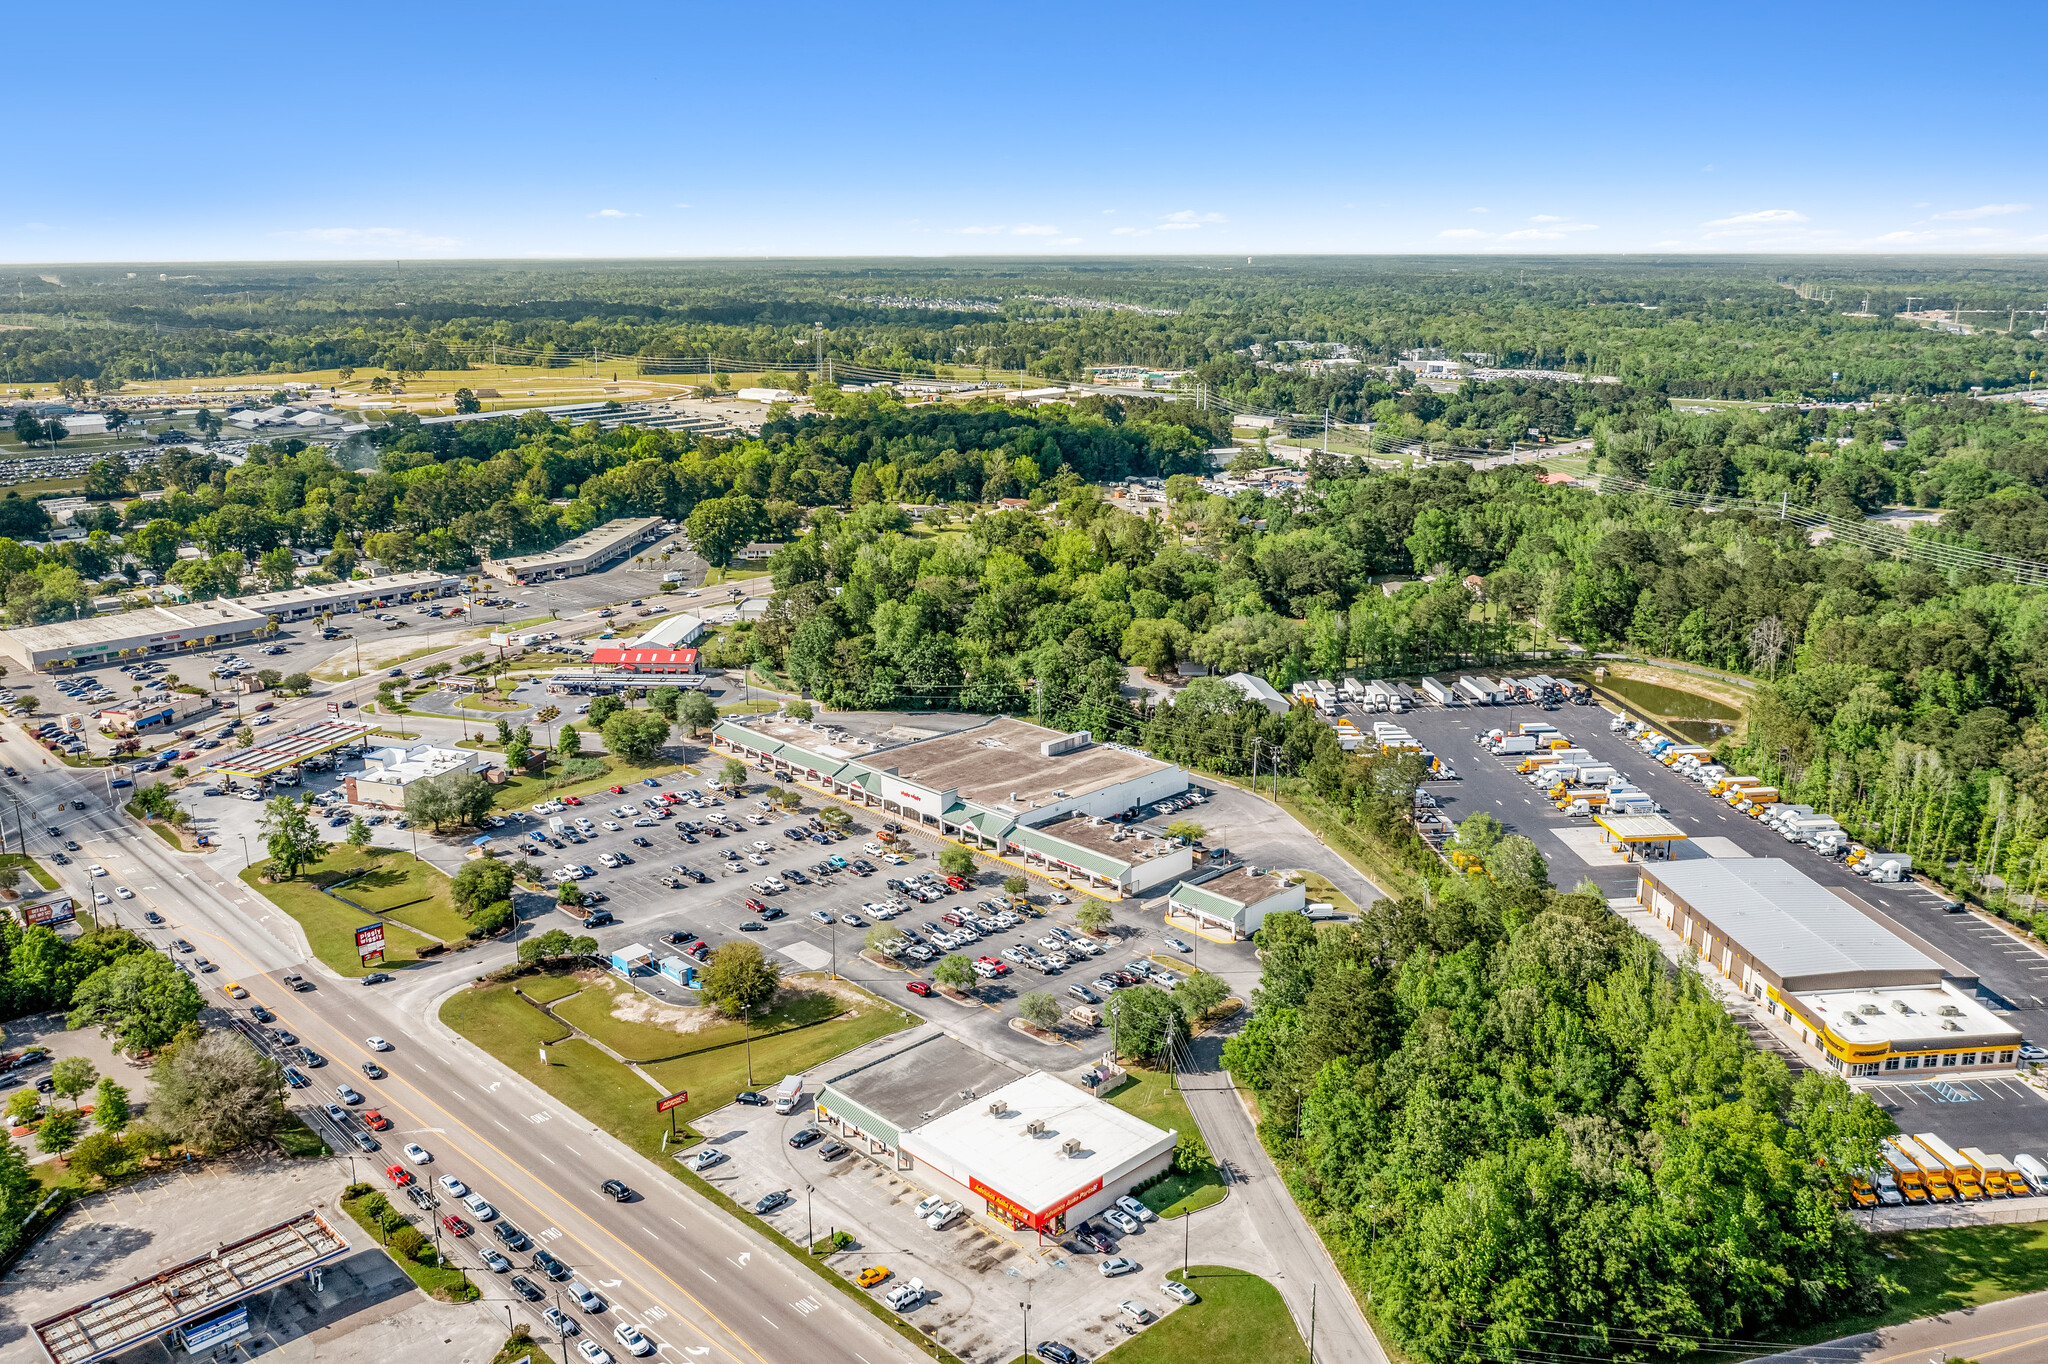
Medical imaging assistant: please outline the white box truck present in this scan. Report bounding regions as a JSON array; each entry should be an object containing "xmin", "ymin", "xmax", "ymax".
[{"xmin": 1421, "ymin": 677, "xmax": 1458, "ymax": 706}]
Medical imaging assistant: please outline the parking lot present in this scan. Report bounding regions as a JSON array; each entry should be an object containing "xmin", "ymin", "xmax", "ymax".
[
  {"xmin": 690, "ymin": 1059, "xmax": 1190, "ymax": 1364},
  {"xmin": 0, "ymin": 1149, "xmax": 501, "ymax": 1364}
]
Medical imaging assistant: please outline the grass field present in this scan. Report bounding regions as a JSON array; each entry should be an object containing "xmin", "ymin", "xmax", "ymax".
[
  {"xmin": 1768, "ymin": 1222, "xmax": 2048, "ymax": 1348},
  {"xmin": 0, "ymin": 853, "xmax": 59, "ymax": 891},
  {"xmin": 326, "ymin": 849, "xmax": 472, "ymax": 939},
  {"xmin": 550, "ymin": 974, "xmax": 859, "ymax": 1064},
  {"xmin": 1102, "ymin": 1064, "xmax": 1228, "ymax": 1217},
  {"xmin": 1137, "ymin": 1168, "xmax": 1228, "ymax": 1218},
  {"xmin": 486, "ymin": 754, "xmax": 698, "ymax": 811},
  {"xmin": 1091, "ymin": 1267, "xmax": 1306, "ymax": 1364},
  {"xmin": 240, "ymin": 848, "xmax": 453, "ymax": 976},
  {"xmin": 442, "ymin": 974, "xmax": 913, "ymax": 1156},
  {"xmin": 517, "ymin": 971, "xmax": 589, "ymax": 1004}
]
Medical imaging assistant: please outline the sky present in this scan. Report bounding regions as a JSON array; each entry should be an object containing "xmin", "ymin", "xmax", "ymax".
[{"xmin": 12, "ymin": 0, "xmax": 2046, "ymax": 262}]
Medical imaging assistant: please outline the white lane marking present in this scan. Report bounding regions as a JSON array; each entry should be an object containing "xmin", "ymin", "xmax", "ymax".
[
  {"xmin": 699, "ymin": 1269, "xmax": 716, "ymax": 1282},
  {"xmin": 759, "ymin": 1317, "xmax": 778, "ymax": 1330}
]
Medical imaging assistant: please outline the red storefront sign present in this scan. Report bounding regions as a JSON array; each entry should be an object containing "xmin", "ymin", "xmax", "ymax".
[
  {"xmin": 355, "ymin": 922, "xmax": 386, "ymax": 964},
  {"xmin": 968, "ymin": 1175, "xmax": 1102, "ymax": 1230}
]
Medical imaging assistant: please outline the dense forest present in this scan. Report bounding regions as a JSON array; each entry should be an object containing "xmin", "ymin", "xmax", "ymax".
[{"xmin": 2, "ymin": 257, "xmax": 2046, "ymax": 407}]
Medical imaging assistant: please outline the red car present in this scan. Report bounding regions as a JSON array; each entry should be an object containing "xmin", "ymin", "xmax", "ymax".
[
  {"xmin": 906, "ymin": 981, "xmax": 932, "ymax": 997},
  {"xmin": 562, "ymin": 796, "xmax": 583, "ymax": 806},
  {"xmin": 180, "ymin": 750, "xmax": 199, "ymax": 759},
  {"xmin": 608, "ymin": 785, "xmax": 626, "ymax": 794},
  {"xmin": 364, "ymin": 1110, "xmax": 391, "ymax": 1131},
  {"xmin": 946, "ymin": 875, "xmax": 970, "ymax": 890},
  {"xmin": 441, "ymin": 1214, "xmax": 473, "ymax": 1237},
  {"xmin": 743, "ymin": 898, "xmax": 767, "ymax": 913},
  {"xmin": 385, "ymin": 1163, "xmax": 413, "ymax": 1186},
  {"xmin": 660, "ymin": 792, "xmax": 681, "ymax": 803}
]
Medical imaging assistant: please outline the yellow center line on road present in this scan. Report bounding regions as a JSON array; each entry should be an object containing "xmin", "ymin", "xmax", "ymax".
[
  {"xmin": 274, "ymin": 987, "xmax": 804, "ymax": 1364},
  {"xmin": 1867, "ymin": 1318, "xmax": 2048, "ymax": 1363}
]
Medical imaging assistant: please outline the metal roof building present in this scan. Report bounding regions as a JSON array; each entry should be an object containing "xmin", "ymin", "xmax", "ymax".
[
  {"xmin": 1638, "ymin": 858, "xmax": 1940, "ymax": 992},
  {"xmin": 237, "ymin": 570, "xmax": 463, "ymax": 622},
  {"xmin": 0, "ymin": 601, "xmax": 270, "ymax": 672},
  {"xmin": 200, "ymin": 722, "xmax": 372, "ymax": 781},
  {"xmin": 484, "ymin": 517, "xmax": 662, "ymax": 584}
]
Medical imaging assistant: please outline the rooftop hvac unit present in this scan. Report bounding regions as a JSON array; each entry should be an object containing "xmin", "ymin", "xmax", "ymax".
[
  {"xmin": 988, "ymin": 1100, "xmax": 1008, "ymax": 1117},
  {"xmin": 1943, "ymin": 1020, "xmax": 1963, "ymax": 1031},
  {"xmin": 1061, "ymin": 1139, "xmax": 1082, "ymax": 1157},
  {"xmin": 1039, "ymin": 731, "xmax": 1094, "ymax": 758},
  {"xmin": 1939, "ymin": 1005, "xmax": 1961, "ymax": 1016},
  {"xmin": 1891, "ymin": 1000, "xmax": 1911, "ymax": 1014},
  {"xmin": 1859, "ymin": 1003, "xmax": 1881, "ymax": 1015},
  {"xmin": 1024, "ymin": 1119, "xmax": 1046, "ymax": 1136}
]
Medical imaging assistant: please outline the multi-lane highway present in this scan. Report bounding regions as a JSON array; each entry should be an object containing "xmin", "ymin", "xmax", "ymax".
[{"xmin": 23, "ymin": 719, "xmax": 924, "ymax": 1364}]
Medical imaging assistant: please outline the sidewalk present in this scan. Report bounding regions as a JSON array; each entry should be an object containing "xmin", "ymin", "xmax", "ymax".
[{"xmin": 1179, "ymin": 1032, "xmax": 1388, "ymax": 1364}]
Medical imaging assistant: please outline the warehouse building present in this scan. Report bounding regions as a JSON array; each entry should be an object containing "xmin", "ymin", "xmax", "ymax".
[
  {"xmin": 0, "ymin": 600, "xmax": 272, "ymax": 672},
  {"xmin": 713, "ymin": 714, "xmax": 1190, "ymax": 896},
  {"xmin": 484, "ymin": 517, "xmax": 663, "ymax": 584},
  {"xmin": 1636, "ymin": 859, "xmax": 2021, "ymax": 1077},
  {"xmin": 238, "ymin": 570, "xmax": 464, "ymax": 622},
  {"xmin": 814, "ymin": 1031, "xmax": 1173, "ymax": 1238}
]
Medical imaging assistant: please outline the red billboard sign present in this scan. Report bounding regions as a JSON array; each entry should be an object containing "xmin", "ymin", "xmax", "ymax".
[
  {"xmin": 355, "ymin": 922, "xmax": 386, "ymax": 964},
  {"xmin": 654, "ymin": 1091, "xmax": 689, "ymax": 1113}
]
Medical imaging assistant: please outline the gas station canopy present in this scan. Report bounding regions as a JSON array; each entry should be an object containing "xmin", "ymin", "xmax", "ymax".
[{"xmin": 201, "ymin": 722, "xmax": 372, "ymax": 780}]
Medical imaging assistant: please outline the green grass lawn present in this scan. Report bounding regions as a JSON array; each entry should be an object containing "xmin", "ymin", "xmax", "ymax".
[
  {"xmin": 240, "ymin": 850, "xmax": 443, "ymax": 978},
  {"xmin": 487, "ymin": 754, "xmax": 698, "ymax": 812},
  {"xmin": 0, "ymin": 853, "xmax": 57, "ymax": 891},
  {"xmin": 324, "ymin": 848, "xmax": 473, "ymax": 940},
  {"xmin": 274, "ymin": 1113, "xmax": 330, "ymax": 1157},
  {"xmin": 1091, "ymin": 1267, "xmax": 1306, "ymax": 1364},
  {"xmin": 1137, "ymin": 1168, "xmax": 1228, "ymax": 1219},
  {"xmin": 443, "ymin": 975, "xmax": 912, "ymax": 1158},
  {"xmin": 338, "ymin": 1190, "xmax": 478, "ymax": 1302},
  {"xmin": 1769, "ymin": 1223, "xmax": 2048, "ymax": 1347},
  {"xmin": 518, "ymin": 971, "xmax": 590, "ymax": 1004},
  {"xmin": 551, "ymin": 974, "xmax": 861, "ymax": 1064}
]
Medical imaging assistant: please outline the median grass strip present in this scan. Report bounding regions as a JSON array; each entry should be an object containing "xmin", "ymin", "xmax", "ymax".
[
  {"xmin": 325, "ymin": 848, "xmax": 472, "ymax": 941},
  {"xmin": 1094, "ymin": 1267, "xmax": 1307, "ymax": 1364},
  {"xmin": 240, "ymin": 851, "xmax": 441, "ymax": 977},
  {"xmin": 1137, "ymin": 1169, "xmax": 1227, "ymax": 1218}
]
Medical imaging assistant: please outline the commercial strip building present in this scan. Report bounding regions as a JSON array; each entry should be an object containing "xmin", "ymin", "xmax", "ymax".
[
  {"xmin": 1635, "ymin": 858, "xmax": 2022, "ymax": 1077},
  {"xmin": 344, "ymin": 742, "xmax": 494, "ymax": 809},
  {"xmin": 588, "ymin": 645, "xmax": 699, "ymax": 674},
  {"xmin": 237, "ymin": 570, "xmax": 464, "ymax": 622},
  {"xmin": 1166, "ymin": 864, "xmax": 1307, "ymax": 941},
  {"xmin": 483, "ymin": 517, "xmax": 663, "ymax": 584},
  {"xmin": 712, "ymin": 715, "xmax": 1191, "ymax": 897},
  {"xmin": 0, "ymin": 601, "xmax": 273, "ymax": 672},
  {"xmin": 31, "ymin": 1211, "xmax": 350, "ymax": 1364},
  {"xmin": 814, "ymin": 1032, "xmax": 1174, "ymax": 1238},
  {"xmin": 100, "ymin": 690, "xmax": 213, "ymax": 733}
]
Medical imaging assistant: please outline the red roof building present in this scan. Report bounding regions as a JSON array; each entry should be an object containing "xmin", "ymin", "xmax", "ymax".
[{"xmin": 590, "ymin": 646, "xmax": 699, "ymax": 674}]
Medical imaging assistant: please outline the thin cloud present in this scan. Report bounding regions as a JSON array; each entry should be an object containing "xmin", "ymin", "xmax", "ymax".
[
  {"xmin": 1704, "ymin": 208, "xmax": 1809, "ymax": 227},
  {"xmin": 1436, "ymin": 228, "xmax": 1490, "ymax": 240},
  {"xmin": 589, "ymin": 208, "xmax": 639, "ymax": 219},
  {"xmin": 1052, "ymin": 237, "xmax": 1084, "ymax": 246},
  {"xmin": 1162, "ymin": 210, "xmax": 1226, "ymax": 225},
  {"xmin": 1932, "ymin": 203, "xmax": 2031, "ymax": 220},
  {"xmin": 956, "ymin": 225, "xmax": 1007, "ymax": 235},
  {"xmin": 1011, "ymin": 224, "xmax": 1060, "ymax": 236},
  {"xmin": 1530, "ymin": 214, "xmax": 1566, "ymax": 223}
]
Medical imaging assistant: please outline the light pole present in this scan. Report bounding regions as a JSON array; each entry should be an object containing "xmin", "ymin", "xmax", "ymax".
[
  {"xmin": 1110, "ymin": 1000, "xmax": 1120, "ymax": 1062},
  {"xmin": 238, "ymin": 832, "xmax": 250, "ymax": 871},
  {"xmin": 805, "ymin": 1183, "xmax": 814, "ymax": 1250}
]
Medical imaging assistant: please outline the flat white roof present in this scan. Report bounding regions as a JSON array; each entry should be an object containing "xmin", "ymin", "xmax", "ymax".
[
  {"xmin": 3, "ymin": 601, "xmax": 269, "ymax": 656},
  {"xmin": 904, "ymin": 1070, "xmax": 1173, "ymax": 1214},
  {"xmin": 1596, "ymin": 813, "xmax": 1688, "ymax": 842},
  {"xmin": 358, "ymin": 743, "xmax": 484, "ymax": 785},
  {"xmin": 1798, "ymin": 981, "xmax": 2021, "ymax": 1047}
]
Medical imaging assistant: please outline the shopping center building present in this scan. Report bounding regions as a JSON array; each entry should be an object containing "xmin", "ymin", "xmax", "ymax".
[
  {"xmin": 711, "ymin": 714, "xmax": 1192, "ymax": 897},
  {"xmin": 1636, "ymin": 858, "xmax": 2022, "ymax": 1076},
  {"xmin": 484, "ymin": 517, "xmax": 663, "ymax": 584}
]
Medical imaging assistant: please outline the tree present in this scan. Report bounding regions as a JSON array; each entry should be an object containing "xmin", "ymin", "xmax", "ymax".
[
  {"xmin": 1075, "ymin": 900, "xmax": 1114, "ymax": 934},
  {"xmin": 236, "ymin": 729, "xmax": 254, "ymax": 749},
  {"xmin": 939, "ymin": 845, "xmax": 977, "ymax": 878},
  {"xmin": 50, "ymin": 1056, "xmax": 97, "ymax": 1107},
  {"xmin": 678, "ymin": 692, "xmax": 718, "ymax": 732},
  {"xmin": 453, "ymin": 388, "xmax": 482, "ymax": 414},
  {"xmin": 1108, "ymin": 984, "xmax": 1182, "ymax": 1059},
  {"xmin": 686, "ymin": 494, "xmax": 763, "ymax": 567},
  {"xmin": 149, "ymin": 1032, "xmax": 286, "ymax": 1154},
  {"xmin": 588, "ymin": 694, "xmax": 624, "ymax": 726},
  {"xmin": 12, "ymin": 411, "xmax": 42, "ymax": 446},
  {"xmin": 1165, "ymin": 820, "xmax": 1206, "ymax": 844},
  {"xmin": 259, "ymin": 797, "xmax": 325, "ymax": 879},
  {"xmin": 93, "ymin": 1077, "xmax": 130, "ymax": 1133},
  {"xmin": 863, "ymin": 924, "xmax": 897, "ymax": 955},
  {"xmin": 256, "ymin": 547, "xmax": 296, "ymax": 590},
  {"xmin": 16, "ymin": 696, "xmax": 37, "ymax": 715},
  {"xmin": 933, "ymin": 954, "xmax": 976, "ymax": 991},
  {"xmin": 698, "ymin": 940, "xmax": 780, "ymax": 1018},
  {"xmin": 601, "ymin": 711, "xmax": 671, "ymax": 764},
  {"xmin": 1003, "ymin": 876, "xmax": 1027, "ymax": 896},
  {"xmin": 719, "ymin": 758, "xmax": 748, "ymax": 790},
  {"xmin": 452, "ymin": 858, "xmax": 514, "ymax": 915},
  {"xmin": 5, "ymin": 1091, "xmax": 40, "ymax": 1127},
  {"xmin": 468, "ymin": 900, "xmax": 515, "ymax": 937},
  {"xmin": 282, "ymin": 672, "xmax": 312, "ymax": 693},
  {"xmin": 35, "ymin": 1108, "xmax": 79, "ymax": 1155},
  {"xmin": 256, "ymin": 668, "xmax": 282, "ymax": 688},
  {"xmin": 65, "ymin": 951, "xmax": 204, "ymax": 1055},
  {"xmin": 556, "ymin": 723, "xmax": 581, "ymax": 760},
  {"xmin": 65, "ymin": 1131, "xmax": 132, "ymax": 1183},
  {"xmin": 1018, "ymin": 991, "xmax": 1062, "ymax": 1029},
  {"xmin": 1172, "ymin": 971, "xmax": 1229, "ymax": 1022},
  {"xmin": 346, "ymin": 816, "xmax": 373, "ymax": 848},
  {"xmin": 405, "ymin": 770, "xmax": 494, "ymax": 831},
  {"xmin": 518, "ymin": 928, "xmax": 576, "ymax": 965},
  {"xmin": 786, "ymin": 700, "xmax": 814, "ymax": 722},
  {"xmin": 557, "ymin": 881, "xmax": 584, "ymax": 907}
]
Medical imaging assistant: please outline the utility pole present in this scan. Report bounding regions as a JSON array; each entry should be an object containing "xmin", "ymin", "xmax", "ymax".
[{"xmin": 1307, "ymin": 1284, "xmax": 1317, "ymax": 1364}]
